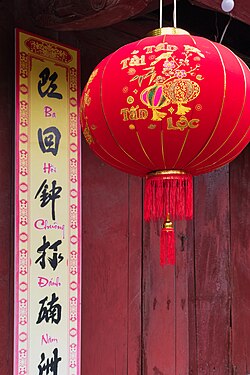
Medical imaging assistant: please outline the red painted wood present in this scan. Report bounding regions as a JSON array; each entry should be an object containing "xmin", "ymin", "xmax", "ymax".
[
  {"xmin": 175, "ymin": 220, "xmax": 194, "ymax": 375},
  {"xmin": 81, "ymin": 141, "xmax": 142, "ymax": 374},
  {"xmin": 230, "ymin": 145, "xmax": 250, "ymax": 373},
  {"xmin": 127, "ymin": 175, "xmax": 143, "ymax": 375},
  {"xmin": 80, "ymin": 37, "xmax": 143, "ymax": 374},
  {"xmin": 194, "ymin": 167, "xmax": 231, "ymax": 374},
  {"xmin": 0, "ymin": 21, "xmax": 14, "ymax": 375},
  {"xmin": 143, "ymin": 220, "xmax": 176, "ymax": 374},
  {"xmin": 186, "ymin": 219, "xmax": 198, "ymax": 375},
  {"xmin": 142, "ymin": 219, "xmax": 193, "ymax": 374}
]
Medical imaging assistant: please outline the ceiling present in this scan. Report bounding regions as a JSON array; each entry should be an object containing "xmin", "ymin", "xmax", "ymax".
[
  {"xmin": 30, "ymin": 0, "xmax": 250, "ymax": 30},
  {"xmin": 190, "ymin": 0, "xmax": 250, "ymax": 26},
  {"xmin": 28, "ymin": 0, "xmax": 250, "ymax": 66}
]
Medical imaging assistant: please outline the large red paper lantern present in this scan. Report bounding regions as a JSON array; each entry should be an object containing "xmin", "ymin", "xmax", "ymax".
[{"xmin": 80, "ymin": 28, "xmax": 250, "ymax": 265}]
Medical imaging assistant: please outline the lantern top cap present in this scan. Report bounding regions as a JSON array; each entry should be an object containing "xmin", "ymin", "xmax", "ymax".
[{"xmin": 147, "ymin": 27, "xmax": 190, "ymax": 36}]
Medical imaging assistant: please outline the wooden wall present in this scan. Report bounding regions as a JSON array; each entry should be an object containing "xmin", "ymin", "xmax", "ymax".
[
  {"xmin": 0, "ymin": 2, "xmax": 249, "ymax": 374},
  {"xmin": 81, "ymin": 143, "xmax": 250, "ymax": 375}
]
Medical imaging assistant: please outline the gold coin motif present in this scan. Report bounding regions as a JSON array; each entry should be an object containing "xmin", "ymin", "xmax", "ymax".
[{"xmin": 127, "ymin": 96, "xmax": 134, "ymax": 104}]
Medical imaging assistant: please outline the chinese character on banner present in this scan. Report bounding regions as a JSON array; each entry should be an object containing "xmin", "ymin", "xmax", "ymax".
[
  {"xmin": 35, "ymin": 235, "xmax": 64, "ymax": 271},
  {"xmin": 34, "ymin": 179, "xmax": 62, "ymax": 221},
  {"xmin": 38, "ymin": 126, "xmax": 61, "ymax": 156},
  {"xmin": 36, "ymin": 292, "xmax": 62, "ymax": 325},
  {"xmin": 38, "ymin": 348, "xmax": 62, "ymax": 375},
  {"xmin": 38, "ymin": 67, "xmax": 63, "ymax": 99}
]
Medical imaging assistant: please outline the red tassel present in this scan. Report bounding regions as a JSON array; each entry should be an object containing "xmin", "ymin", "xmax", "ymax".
[
  {"xmin": 144, "ymin": 170, "xmax": 193, "ymax": 221},
  {"xmin": 160, "ymin": 215, "xmax": 175, "ymax": 266}
]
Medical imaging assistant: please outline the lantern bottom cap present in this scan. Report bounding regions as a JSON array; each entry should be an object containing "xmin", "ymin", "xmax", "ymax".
[{"xmin": 147, "ymin": 169, "xmax": 190, "ymax": 177}]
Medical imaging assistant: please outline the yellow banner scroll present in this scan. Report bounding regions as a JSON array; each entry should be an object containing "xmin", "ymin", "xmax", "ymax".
[{"xmin": 15, "ymin": 30, "xmax": 81, "ymax": 375}]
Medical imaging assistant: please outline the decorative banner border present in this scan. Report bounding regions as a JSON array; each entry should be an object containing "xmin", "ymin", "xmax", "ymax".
[{"xmin": 15, "ymin": 29, "xmax": 81, "ymax": 375}]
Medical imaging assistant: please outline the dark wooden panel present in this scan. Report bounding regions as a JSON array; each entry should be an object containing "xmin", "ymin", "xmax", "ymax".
[
  {"xmin": 230, "ymin": 145, "xmax": 250, "ymax": 373},
  {"xmin": 194, "ymin": 167, "xmax": 231, "ymax": 374},
  {"xmin": 30, "ymin": 0, "xmax": 166, "ymax": 31},
  {"xmin": 191, "ymin": 0, "xmax": 250, "ymax": 26},
  {"xmin": 81, "ymin": 141, "xmax": 142, "ymax": 374},
  {"xmin": 28, "ymin": 0, "xmax": 250, "ymax": 33}
]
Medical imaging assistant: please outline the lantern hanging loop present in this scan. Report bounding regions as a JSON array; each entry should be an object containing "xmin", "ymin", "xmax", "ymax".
[
  {"xmin": 173, "ymin": 0, "xmax": 177, "ymax": 28},
  {"xmin": 159, "ymin": 0, "xmax": 163, "ymax": 28},
  {"xmin": 159, "ymin": 0, "xmax": 177, "ymax": 29}
]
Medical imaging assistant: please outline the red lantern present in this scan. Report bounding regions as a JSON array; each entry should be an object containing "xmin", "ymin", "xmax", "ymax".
[{"xmin": 80, "ymin": 28, "xmax": 250, "ymax": 265}]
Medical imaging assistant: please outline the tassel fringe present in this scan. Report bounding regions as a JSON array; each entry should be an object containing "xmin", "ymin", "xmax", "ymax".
[{"xmin": 144, "ymin": 172, "xmax": 193, "ymax": 221}]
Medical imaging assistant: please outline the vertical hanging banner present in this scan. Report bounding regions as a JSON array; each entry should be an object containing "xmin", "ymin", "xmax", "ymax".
[{"xmin": 15, "ymin": 30, "xmax": 81, "ymax": 375}]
